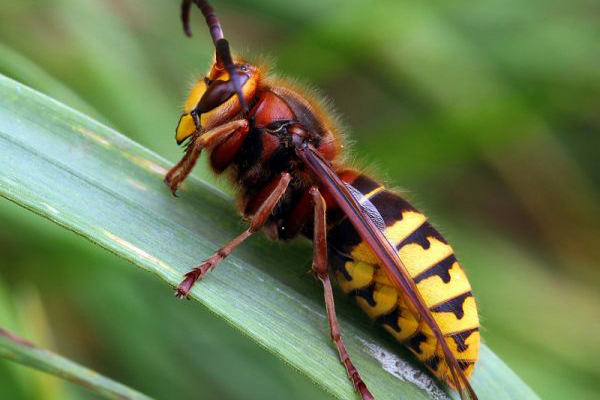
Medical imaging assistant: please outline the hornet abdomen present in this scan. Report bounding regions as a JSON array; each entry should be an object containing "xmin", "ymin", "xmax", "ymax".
[{"xmin": 327, "ymin": 170, "xmax": 480, "ymax": 385}]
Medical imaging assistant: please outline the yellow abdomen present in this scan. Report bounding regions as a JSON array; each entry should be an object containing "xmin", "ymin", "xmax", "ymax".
[{"xmin": 327, "ymin": 172, "xmax": 480, "ymax": 385}]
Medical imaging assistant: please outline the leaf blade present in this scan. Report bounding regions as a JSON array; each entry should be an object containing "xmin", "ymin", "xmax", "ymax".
[
  {"xmin": 0, "ymin": 327, "xmax": 153, "ymax": 400},
  {"xmin": 0, "ymin": 74, "xmax": 540, "ymax": 400}
]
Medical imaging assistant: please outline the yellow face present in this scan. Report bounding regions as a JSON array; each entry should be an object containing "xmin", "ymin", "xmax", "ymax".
[{"xmin": 176, "ymin": 61, "xmax": 260, "ymax": 144}]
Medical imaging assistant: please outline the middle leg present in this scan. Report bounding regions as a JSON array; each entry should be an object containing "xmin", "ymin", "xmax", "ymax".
[{"xmin": 175, "ymin": 171, "xmax": 291, "ymax": 298}]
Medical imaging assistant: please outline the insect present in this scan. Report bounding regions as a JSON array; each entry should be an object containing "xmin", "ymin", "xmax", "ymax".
[{"xmin": 166, "ymin": 1, "xmax": 480, "ymax": 399}]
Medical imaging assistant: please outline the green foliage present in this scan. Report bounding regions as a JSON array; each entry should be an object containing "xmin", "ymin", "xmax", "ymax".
[
  {"xmin": 0, "ymin": 0, "xmax": 598, "ymax": 399},
  {"xmin": 0, "ymin": 327, "xmax": 152, "ymax": 400}
]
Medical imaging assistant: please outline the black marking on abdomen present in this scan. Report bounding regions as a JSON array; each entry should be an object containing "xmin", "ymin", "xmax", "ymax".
[
  {"xmin": 458, "ymin": 360, "xmax": 474, "ymax": 371},
  {"xmin": 406, "ymin": 331, "xmax": 428, "ymax": 354},
  {"xmin": 350, "ymin": 174, "xmax": 380, "ymax": 194},
  {"xmin": 448, "ymin": 327, "xmax": 479, "ymax": 353},
  {"xmin": 325, "ymin": 205, "xmax": 346, "ymax": 228},
  {"xmin": 329, "ymin": 181, "xmax": 422, "ymax": 254},
  {"xmin": 424, "ymin": 355, "xmax": 442, "ymax": 371},
  {"xmin": 329, "ymin": 248, "xmax": 353, "ymax": 281},
  {"xmin": 352, "ymin": 283, "xmax": 376, "ymax": 307},
  {"xmin": 376, "ymin": 307, "xmax": 401, "ymax": 332},
  {"xmin": 328, "ymin": 218, "xmax": 362, "ymax": 253},
  {"xmin": 370, "ymin": 190, "xmax": 417, "ymax": 227},
  {"xmin": 430, "ymin": 291, "xmax": 472, "ymax": 320},
  {"xmin": 396, "ymin": 220, "xmax": 448, "ymax": 250},
  {"xmin": 413, "ymin": 254, "xmax": 457, "ymax": 284}
]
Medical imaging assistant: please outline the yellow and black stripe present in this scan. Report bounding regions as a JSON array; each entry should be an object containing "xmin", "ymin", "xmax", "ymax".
[{"xmin": 328, "ymin": 171, "xmax": 480, "ymax": 383}]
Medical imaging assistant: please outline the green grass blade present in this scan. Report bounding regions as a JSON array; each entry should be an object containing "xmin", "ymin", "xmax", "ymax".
[
  {"xmin": 0, "ymin": 327, "xmax": 153, "ymax": 400},
  {"xmin": 0, "ymin": 74, "xmax": 540, "ymax": 400}
]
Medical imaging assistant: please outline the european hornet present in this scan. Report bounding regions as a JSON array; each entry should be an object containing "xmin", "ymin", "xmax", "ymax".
[{"xmin": 165, "ymin": 1, "xmax": 480, "ymax": 399}]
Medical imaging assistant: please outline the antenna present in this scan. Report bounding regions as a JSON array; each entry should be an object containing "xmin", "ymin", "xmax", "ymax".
[{"xmin": 181, "ymin": 0, "xmax": 249, "ymax": 113}]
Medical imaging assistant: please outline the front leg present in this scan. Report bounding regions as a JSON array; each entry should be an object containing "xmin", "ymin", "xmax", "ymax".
[
  {"xmin": 165, "ymin": 119, "xmax": 248, "ymax": 195},
  {"xmin": 309, "ymin": 187, "xmax": 374, "ymax": 400},
  {"xmin": 175, "ymin": 172, "xmax": 291, "ymax": 298}
]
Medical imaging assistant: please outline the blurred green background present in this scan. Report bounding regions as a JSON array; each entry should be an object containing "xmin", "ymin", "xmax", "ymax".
[{"xmin": 0, "ymin": 0, "xmax": 599, "ymax": 399}]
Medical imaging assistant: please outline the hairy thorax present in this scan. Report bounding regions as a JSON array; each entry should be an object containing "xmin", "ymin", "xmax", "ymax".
[{"xmin": 206, "ymin": 83, "xmax": 343, "ymax": 240}]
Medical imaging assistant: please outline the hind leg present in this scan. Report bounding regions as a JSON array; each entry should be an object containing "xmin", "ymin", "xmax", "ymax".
[{"xmin": 309, "ymin": 187, "xmax": 374, "ymax": 400}]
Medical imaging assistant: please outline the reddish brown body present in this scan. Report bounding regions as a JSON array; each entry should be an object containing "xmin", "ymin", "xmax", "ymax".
[{"xmin": 209, "ymin": 84, "xmax": 341, "ymax": 240}]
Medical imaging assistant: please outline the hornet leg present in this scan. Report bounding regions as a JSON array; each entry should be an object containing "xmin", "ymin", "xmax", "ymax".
[
  {"xmin": 175, "ymin": 172, "xmax": 291, "ymax": 298},
  {"xmin": 309, "ymin": 187, "xmax": 374, "ymax": 400},
  {"xmin": 165, "ymin": 119, "xmax": 248, "ymax": 195}
]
